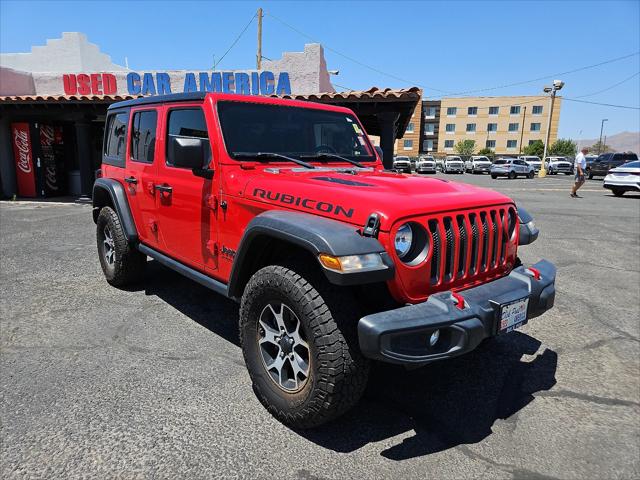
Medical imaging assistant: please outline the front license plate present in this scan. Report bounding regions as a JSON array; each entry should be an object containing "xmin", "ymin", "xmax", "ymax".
[{"xmin": 499, "ymin": 298, "xmax": 529, "ymax": 333}]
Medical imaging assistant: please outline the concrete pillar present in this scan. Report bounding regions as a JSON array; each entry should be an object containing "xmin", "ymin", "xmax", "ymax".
[
  {"xmin": 75, "ymin": 121, "xmax": 93, "ymax": 200},
  {"xmin": 376, "ymin": 112, "xmax": 399, "ymax": 170},
  {"xmin": 0, "ymin": 116, "xmax": 17, "ymax": 198}
]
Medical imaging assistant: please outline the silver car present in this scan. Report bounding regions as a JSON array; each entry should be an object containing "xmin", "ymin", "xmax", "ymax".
[
  {"xmin": 491, "ymin": 158, "xmax": 535, "ymax": 179},
  {"xmin": 465, "ymin": 155, "xmax": 493, "ymax": 174},
  {"xmin": 443, "ymin": 156, "xmax": 465, "ymax": 174},
  {"xmin": 416, "ymin": 156, "xmax": 437, "ymax": 174},
  {"xmin": 393, "ymin": 156, "xmax": 411, "ymax": 173}
]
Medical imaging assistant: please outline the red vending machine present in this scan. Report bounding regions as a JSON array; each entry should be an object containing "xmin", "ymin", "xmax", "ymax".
[{"xmin": 11, "ymin": 122, "xmax": 37, "ymax": 198}]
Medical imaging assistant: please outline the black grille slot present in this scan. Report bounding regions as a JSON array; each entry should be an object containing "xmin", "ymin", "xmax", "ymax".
[
  {"xmin": 490, "ymin": 210, "xmax": 499, "ymax": 267},
  {"xmin": 456, "ymin": 215, "xmax": 467, "ymax": 278},
  {"xmin": 500, "ymin": 209, "xmax": 507, "ymax": 263},
  {"xmin": 428, "ymin": 219, "xmax": 441, "ymax": 285},
  {"xmin": 480, "ymin": 212, "xmax": 489, "ymax": 271},
  {"xmin": 469, "ymin": 213, "xmax": 478, "ymax": 274},
  {"xmin": 443, "ymin": 217, "xmax": 455, "ymax": 281}
]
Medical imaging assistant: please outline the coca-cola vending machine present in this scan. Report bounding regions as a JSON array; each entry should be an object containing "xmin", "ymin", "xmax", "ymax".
[
  {"xmin": 10, "ymin": 122, "xmax": 67, "ymax": 198},
  {"xmin": 11, "ymin": 122, "xmax": 37, "ymax": 197}
]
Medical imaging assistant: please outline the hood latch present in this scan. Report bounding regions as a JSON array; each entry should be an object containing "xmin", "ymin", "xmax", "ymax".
[{"xmin": 362, "ymin": 213, "xmax": 381, "ymax": 238}]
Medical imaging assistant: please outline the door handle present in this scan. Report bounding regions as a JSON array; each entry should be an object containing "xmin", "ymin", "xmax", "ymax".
[
  {"xmin": 124, "ymin": 176, "xmax": 138, "ymax": 184},
  {"xmin": 154, "ymin": 184, "xmax": 173, "ymax": 195}
]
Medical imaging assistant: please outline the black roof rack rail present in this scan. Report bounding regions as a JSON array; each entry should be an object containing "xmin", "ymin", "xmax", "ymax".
[{"xmin": 108, "ymin": 92, "xmax": 208, "ymax": 110}]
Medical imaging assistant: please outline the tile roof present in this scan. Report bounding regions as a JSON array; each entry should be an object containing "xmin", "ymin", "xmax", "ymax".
[{"xmin": 0, "ymin": 87, "xmax": 422, "ymax": 104}]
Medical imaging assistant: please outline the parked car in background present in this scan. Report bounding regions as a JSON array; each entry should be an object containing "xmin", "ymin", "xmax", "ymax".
[
  {"xmin": 393, "ymin": 155, "xmax": 412, "ymax": 173},
  {"xmin": 585, "ymin": 154, "xmax": 598, "ymax": 170},
  {"xmin": 603, "ymin": 160, "xmax": 640, "ymax": 196},
  {"xmin": 544, "ymin": 156, "xmax": 573, "ymax": 175},
  {"xmin": 588, "ymin": 152, "xmax": 639, "ymax": 179},
  {"xmin": 416, "ymin": 155, "xmax": 437, "ymax": 174},
  {"xmin": 519, "ymin": 155, "xmax": 542, "ymax": 172},
  {"xmin": 464, "ymin": 156, "xmax": 492, "ymax": 174},
  {"xmin": 435, "ymin": 157, "xmax": 445, "ymax": 172},
  {"xmin": 374, "ymin": 146, "xmax": 384, "ymax": 161},
  {"xmin": 491, "ymin": 158, "xmax": 535, "ymax": 179},
  {"xmin": 443, "ymin": 156, "xmax": 465, "ymax": 174}
]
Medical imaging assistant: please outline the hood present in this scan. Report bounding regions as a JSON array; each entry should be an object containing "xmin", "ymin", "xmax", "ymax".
[{"xmin": 240, "ymin": 168, "xmax": 514, "ymax": 231}]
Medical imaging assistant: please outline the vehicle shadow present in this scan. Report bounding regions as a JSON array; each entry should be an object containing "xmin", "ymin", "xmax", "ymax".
[{"xmin": 136, "ymin": 260, "xmax": 558, "ymax": 460}]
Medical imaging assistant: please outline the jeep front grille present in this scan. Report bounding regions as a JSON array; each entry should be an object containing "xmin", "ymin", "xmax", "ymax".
[{"xmin": 426, "ymin": 206, "xmax": 515, "ymax": 286}]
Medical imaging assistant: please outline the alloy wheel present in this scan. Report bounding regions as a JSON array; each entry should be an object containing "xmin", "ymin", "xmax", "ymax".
[{"xmin": 103, "ymin": 226, "xmax": 115, "ymax": 265}]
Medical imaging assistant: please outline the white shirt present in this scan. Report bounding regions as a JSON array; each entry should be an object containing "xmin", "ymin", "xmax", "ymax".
[{"xmin": 575, "ymin": 152, "xmax": 586, "ymax": 171}]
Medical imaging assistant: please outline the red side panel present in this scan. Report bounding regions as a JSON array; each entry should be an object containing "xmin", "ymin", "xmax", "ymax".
[{"xmin": 11, "ymin": 122, "xmax": 37, "ymax": 198}]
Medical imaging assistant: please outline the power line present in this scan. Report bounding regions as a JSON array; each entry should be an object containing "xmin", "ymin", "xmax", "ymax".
[
  {"xmin": 562, "ymin": 97, "xmax": 640, "ymax": 110},
  {"xmin": 574, "ymin": 71, "xmax": 640, "ymax": 98},
  {"xmin": 264, "ymin": 11, "xmax": 451, "ymax": 94},
  {"xmin": 213, "ymin": 13, "xmax": 257, "ymax": 70}
]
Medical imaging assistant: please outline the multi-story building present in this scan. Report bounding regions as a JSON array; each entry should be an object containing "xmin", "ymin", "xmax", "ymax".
[
  {"xmin": 393, "ymin": 99, "xmax": 422, "ymax": 157},
  {"xmin": 417, "ymin": 96, "xmax": 561, "ymax": 156}
]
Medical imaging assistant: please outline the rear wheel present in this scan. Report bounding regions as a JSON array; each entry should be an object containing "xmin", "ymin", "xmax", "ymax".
[
  {"xmin": 528, "ymin": 171, "xmax": 535, "ymax": 179},
  {"xmin": 612, "ymin": 188, "xmax": 625, "ymax": 197},
  {"xmin": 491, "ymin": 174, "xmax": 497, "ymax": 179},
  {"xmin": 96, "ymin": 207, "xmax": 146, "ymax": 287},
  {"xmin": 508, "ymin": 171, "xmax": 516, "ymax": 180},
  {"xmin": 240, "ymin": 263, "xmax": 369, "ymax": 428},
  {"xmin": 588, "ymin": 172, "xmax": 594, "ymax": 179}
]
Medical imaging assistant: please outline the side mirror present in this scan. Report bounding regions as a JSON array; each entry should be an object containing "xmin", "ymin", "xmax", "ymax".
[{"xmin": 168, "ymin": 136, "xmax": 208, "ymax": 169}]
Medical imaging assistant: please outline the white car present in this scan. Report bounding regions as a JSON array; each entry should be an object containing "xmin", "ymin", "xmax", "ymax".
[
  {"xmin": 464, "ymin": 156, "xmax": 492, "ymax": 174},
  {"xmin": 603, "ymin": 160, "xmax": 640, "ymax": 197},
  {"xmin": 416, "ymin": 155, "xmax": 437, "ymax": 174},
  {"xmin": 544, "ymin": 156, "xmax": 574, "ymax": 175},
  {"xmin": 393, "ymin": 156, "xmax": 411, "ymax": 173},
  {"xmin": 443, "ymin": 156, "xmax": 464, "ymax": 174},
  {"xmin": 519, "ymin": 155, "xmax": 542, "ymax": 171}
]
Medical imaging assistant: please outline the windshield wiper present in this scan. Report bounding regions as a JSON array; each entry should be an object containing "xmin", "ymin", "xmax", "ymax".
[
  {"xmin": 233, "ymin": 152, "xmax": 315, "ymax": 169},
  {"xmin": 299, "ymin": 153, "xmax": 365, "ymax": 169}
]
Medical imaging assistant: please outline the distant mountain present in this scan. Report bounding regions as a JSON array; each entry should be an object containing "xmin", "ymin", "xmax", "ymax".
[{"xmin": 576, "ymin": 131, "xmax": 640, "ymax": 154}]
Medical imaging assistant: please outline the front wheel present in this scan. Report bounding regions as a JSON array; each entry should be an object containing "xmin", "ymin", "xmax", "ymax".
[
  {"xmin": 612, "ymin": 188, "xmax": 625, "ymax": 197},
  {"xmin": 588, "ymin": 172, "xmax": 594, "ymax": 179},
  {"xmin": 491, "ymin": 174, "xmax": 497, "ymax": 179},
  {"xmin": 240, "ymin": 264, "xmax": 369, "ymax": 428},
  {"xmin": 528, "ymin": 171, "xmax": 535, "ymax": 179},
  {"xmin": 508, "ymin": 171, "xmax": 516, "ymax": 180}
]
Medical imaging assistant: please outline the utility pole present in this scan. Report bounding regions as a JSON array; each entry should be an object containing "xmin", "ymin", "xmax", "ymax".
[
  {"xmin": 519, "ymin": 106, "xmax": 527, "ymax": 155},
  {"xmin": 540, "ymin": 80, "xmax": 564, "ymax": 177},
  {"xmin": 256, "ymin": 8, "xmax": 263, "ymax": 70},
  {"xmin": 598, "ymin": 118, "xmax": 608, "ymax": 154}
]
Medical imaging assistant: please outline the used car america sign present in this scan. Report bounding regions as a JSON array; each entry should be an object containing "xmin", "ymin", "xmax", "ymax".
[{"xmin": 62, "ymin": 70, "xmax": 292, "ymax": 96}]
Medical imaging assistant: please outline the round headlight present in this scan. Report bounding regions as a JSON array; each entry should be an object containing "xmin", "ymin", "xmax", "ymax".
[{"xmin": 395, "ymin": 223, "xmax": 413, "ymax": 259}]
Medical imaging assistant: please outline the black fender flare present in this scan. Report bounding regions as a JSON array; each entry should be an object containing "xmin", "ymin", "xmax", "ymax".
[
  {"xmin": 92, "ymin": 178, "xmax": 138, "ymax": 244},
  {"xmin": 227, "ymin": 210, "xmax": 394, "ymax": 298}
]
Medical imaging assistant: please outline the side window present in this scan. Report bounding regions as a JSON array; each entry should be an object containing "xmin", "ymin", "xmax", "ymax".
[
  {"xmin": 130, "ymin": 110, "xmax": 158, "ymax": 163},
  {"xmin": 166, "ymin": 108, "xmax": 210, "ymax": 167},
  {"xmin": 104, "ymin": 112, "xmax": 129, "ymax": 165}
]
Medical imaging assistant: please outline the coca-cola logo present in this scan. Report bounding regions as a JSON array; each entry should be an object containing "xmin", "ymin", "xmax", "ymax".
[
  {"xmin": 45, "ymin": 165, "xmax": 59, "ymax": 191},
  {"xmin": 13, "ymin": 128, "xmax": 32, "ymax": 174},
  {"xmin": 40, "ymin": 125, "xmax": 54, "ymax": 147}
]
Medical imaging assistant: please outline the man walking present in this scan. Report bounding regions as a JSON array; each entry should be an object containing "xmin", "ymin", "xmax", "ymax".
[{"xmin": 571, "ymin": 147, "xmax": 588, "ymax": 198}]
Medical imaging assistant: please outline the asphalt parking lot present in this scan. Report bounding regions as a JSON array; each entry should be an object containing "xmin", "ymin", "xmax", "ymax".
[{"xmin": 1, "ymin": 173, "xmax": 639, "ymax": 479}]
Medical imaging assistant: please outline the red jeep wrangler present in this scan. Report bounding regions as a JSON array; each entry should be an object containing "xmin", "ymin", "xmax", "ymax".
[{"xmin": 93, "ymin": 92, "xmax": 555, "ymax": 428}]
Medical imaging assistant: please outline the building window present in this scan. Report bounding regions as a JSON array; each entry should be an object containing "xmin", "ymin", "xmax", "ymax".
[
  {"xmin": 467, "ymin": 106, "xmax": 478, "ymax": 115},
  {"xmin": 508, "ymin": 122, "xmax": 519, "ymax": 132},
  {"xmin": 510, "ymin": 106, "xmax": 521, "ymax": 115},
  {"xmin": 487, "ymin": 123, "xmax": 497, "ymax": 132},
  {"xmin": 445, "ymin": 123, "xmax": 456, "ymax": 133},
  {"xmin": 528, "ymin": 140, "xmax": 537, "ymax": 145},
  {"xmin": 130, "ymin": 110, "xmax": 158, "ymax": 163},
  {"xmin": 424, "ymin": 106, "xmax": 436, "ymax": 118},
  {"xmin": 506, "ymin": 140, "xmax": 517, "ymax": 149},
  {"xmin": 446, "ymin": 107, "xmax": 457, "ymax": 116},
  {"xmin": 423, "ymin": 140, "xmax": 434, "ymax": 151},
  {"xmin": 530, "ymin": 122, "xmax": 541, "ymax": 131},
  {"xmin": 444, "ymin": 140, "xmax": 454, "ymax": 148},
  {"xmin": 486, "ymin": 140, "xmax": 496, "ymax": 148},
  {"xmin": 466, "ymin": 123, "xmax": 476, "ymax": 132},
  {"xmin": 403, "ymin": 139, "xmax": 413, "ymax": 150},
  {"xmin": 424, "ymin": 123, "xmax": 435, "ymax": 134},
  {"xmin": 406, "ymin": 122, "xmax": 415, "ymax": 133},
  {"xmin": 489, "ymin": 106, "xmax": 499, "ymax": 115},
  {"xmin": 532, "ymin": 105, "xmax": 543, "ymax": 115}
]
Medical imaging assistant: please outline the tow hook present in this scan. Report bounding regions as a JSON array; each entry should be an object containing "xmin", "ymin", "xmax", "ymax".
[
  {"xmin": 526, "ymin": 267, "xmax": 541, "ymax": 280},
  {"xmin": 451, "ymin": 292, "xmax": 466, "ymax": 310}
]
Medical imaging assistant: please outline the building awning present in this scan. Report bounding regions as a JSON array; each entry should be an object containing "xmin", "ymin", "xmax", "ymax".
[{"xmin": 0, "ymin": 86, "xmax": 422, "ymax": 139}]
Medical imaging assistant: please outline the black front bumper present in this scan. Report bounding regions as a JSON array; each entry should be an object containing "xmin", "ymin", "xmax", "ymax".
[{"xmin": 358, "ymin": 260, "xmax": 556, "ymax": 365}]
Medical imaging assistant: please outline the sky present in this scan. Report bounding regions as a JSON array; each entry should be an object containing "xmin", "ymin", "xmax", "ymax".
[{"xmin": 1, "ymin": 0, "xmax": 639, "ymax": 139}]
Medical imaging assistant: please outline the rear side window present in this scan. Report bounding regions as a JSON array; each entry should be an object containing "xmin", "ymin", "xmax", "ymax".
[
  {"xmin": 166, "ymin": 108, "xmax": 210, "ymax": 166},
  {"xmin": 130, "ymin": 110, "xmax": 158, "ymax": 163},
  {"xmin": 104, "ymin": 112, "xmax": 129, "ymax": 166}
]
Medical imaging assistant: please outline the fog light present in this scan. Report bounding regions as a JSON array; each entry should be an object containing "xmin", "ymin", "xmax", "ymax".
[{"xmin": 429, "ymin": 329, "xmax": 440, "ymax": 347}]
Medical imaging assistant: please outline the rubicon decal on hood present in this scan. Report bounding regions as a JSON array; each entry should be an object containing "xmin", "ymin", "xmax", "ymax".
[{"xmin": 253, "ymin": 188, "xmax": 354, "ymax": 219}]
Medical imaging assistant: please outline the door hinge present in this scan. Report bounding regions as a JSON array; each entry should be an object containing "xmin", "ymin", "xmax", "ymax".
[
  {"xmin": 206, "ymin": 240, "xmax": 218, "ymax": 255},
  {"xmin": 148, "ymin": 220, "xmax": 158, "ymax": 233},
  {"xmin": 205, "ymin": 194, "xmax": 218, "ymax": 211}
]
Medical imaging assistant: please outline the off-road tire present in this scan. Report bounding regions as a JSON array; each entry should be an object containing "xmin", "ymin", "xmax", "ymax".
[
  {"xmin": 96, "ymin": 206, "xmax": 146, "ymax": 287},
  {"xmin": 508, "ymin": 171, "xmax": 516, "ymax": 179},
  {"xmin": 239, "ymin": 263, "xmax": 369, "ymax": 429}
]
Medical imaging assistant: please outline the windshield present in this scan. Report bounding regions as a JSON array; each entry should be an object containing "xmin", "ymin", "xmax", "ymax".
[
  {"xmin": 622, "ymin": 161, "xmax": 640, "ymax": 168},
  {"xmin": 218, "ymin": 101, "xmax": 375, "ymax": 161}
]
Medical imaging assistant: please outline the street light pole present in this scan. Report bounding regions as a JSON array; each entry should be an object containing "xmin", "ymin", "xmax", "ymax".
[
  {"xmin": 598, "ymin": 118, "xmax": 608, "ymax": 154},
  {"xmin": 540, "ymin": 80, "xmax": 564, "ymax": 177}
]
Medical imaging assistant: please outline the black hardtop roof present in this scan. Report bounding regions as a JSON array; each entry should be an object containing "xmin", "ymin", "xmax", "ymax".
[{"xmin": 108, "ymin": 92, "xmax": 207, "ymax": 110}]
